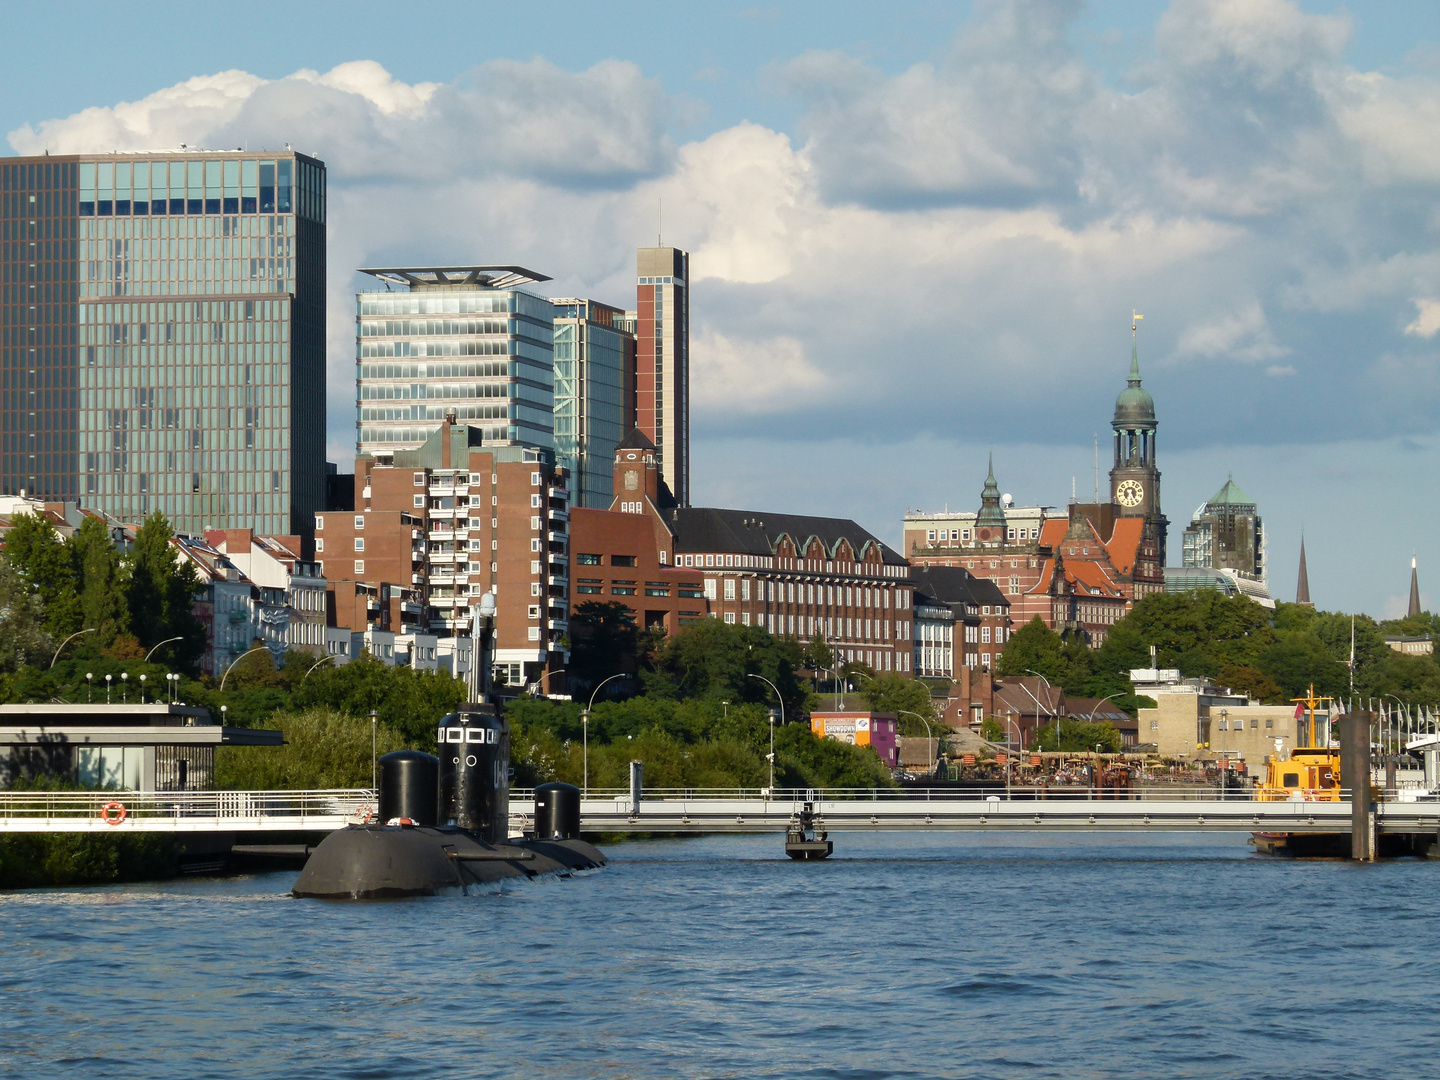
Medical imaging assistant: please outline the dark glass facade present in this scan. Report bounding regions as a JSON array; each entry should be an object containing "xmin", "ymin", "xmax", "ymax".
[{"xmin": 0, "ymin": 151, "xmax": 325, "ymax": 536}]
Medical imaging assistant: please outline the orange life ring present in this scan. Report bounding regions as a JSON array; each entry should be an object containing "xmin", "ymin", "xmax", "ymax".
[{"xmin": 99, "ymin": 801, "xmax": 127, "ymax": 826}]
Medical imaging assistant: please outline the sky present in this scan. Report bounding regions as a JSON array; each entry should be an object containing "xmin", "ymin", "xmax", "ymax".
[{"xmin": 5, "ymin": 0, "xmax": 1440, "ymax": 618}]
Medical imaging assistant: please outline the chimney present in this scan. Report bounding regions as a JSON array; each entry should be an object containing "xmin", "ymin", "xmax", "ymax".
[{"xmin": 441, "ymin": 409, "xmax": 456, "ymax": 471}]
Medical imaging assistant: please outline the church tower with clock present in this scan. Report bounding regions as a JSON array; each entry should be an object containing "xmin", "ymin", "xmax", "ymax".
[{"xmin": 1110, "ymin": 325, "xmax": 1169, "ymax": 565}]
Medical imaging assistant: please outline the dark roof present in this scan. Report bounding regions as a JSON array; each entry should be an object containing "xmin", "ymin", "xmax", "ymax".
[
  {"xmin": 615, "ymin": 428, "xmax": 656, "ymax": 452},
  {"xmin": 910, "ymin": 565, "xmax": 1010, "ymax": 609},
  {"xmin": 666, "ymin": 507, "xmax": 907, "ymax": 566}
]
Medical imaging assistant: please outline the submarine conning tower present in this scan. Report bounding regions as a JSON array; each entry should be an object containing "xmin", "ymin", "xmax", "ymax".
[{"xmin": 438, "ymin": 703, "xmax": 509, "ymax": 844}]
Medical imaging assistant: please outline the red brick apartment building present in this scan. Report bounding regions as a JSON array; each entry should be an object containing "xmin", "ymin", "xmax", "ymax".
[
  {"xmin": 316, "ymin": 416, "xmax": 570, "ymax": 687},
  {"xmin": 571, "ymin": 432, "xmax": 915, "ymax": 673}
]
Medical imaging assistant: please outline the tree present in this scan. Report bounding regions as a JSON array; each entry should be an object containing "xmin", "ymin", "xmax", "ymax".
[
  {"xmin": 70, "ymin": 515, "xmax": 128, "ymax": 646},
  {"xmin": 1033, "ymin": 719, "xmax": 1123, "ymax": 753},
  {"xmin": 997, "ymin": 617, "xmax": 1070, "ymax": 683},
  {"xmin": 645, "ymin": 619, "xmax": 807, "ymax": 714},
  {"xmin": 1216, "ymin": 663, "xmax": 1286, "ymax": 705},
  {"xmin": 126, "ymin": 512, "xmax": 205, "ymax": 672},
  {"xmin": 859, "ymin": 672, "xmax": 936, "ymax": 733},
  {"xmin": 568, "ymin": 600, "xmax": 639, "ymax": 687},
  {"xmin": 0, "ymin": 559, "xmax": 52, "ymax": 674},
  {"xmin": 2, "ymin": 512, "xmax": 80, "ymax": 637}
]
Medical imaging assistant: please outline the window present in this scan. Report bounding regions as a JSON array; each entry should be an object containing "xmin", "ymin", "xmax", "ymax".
[
  {"xmin": 354, "ymin": 561, "xmax": 365, "ymax": 574},
  {"xmin": 470, "ymin": 474, "xmax": 481, "ymax": 484},
  {"xmin": 1265, "ymin": 719, "xmax": 1273, "ymax": 729},
  {"xmin": 741, "ymin": 579, "xmax": 751, "ymax": 601},
  {"xmin": 927, "ymin": 530, "xmax": 936, "ymax": 542},
  {"xmin": 528, "ymin": 605, "xmax": 540, "ymax": 619},
  {"xmin": 612, "ymin": 555, "xmax": 637, "ymax": 567},
  {"xmin": 981, "ymin": 627, "xmax": 990, "ymax": 643},
  {"xmin": 354, "ymin": 516, "xmax": 364, "ymax": 530},
  {"xmin": 724, "ymin": 612, "xmax": 736, "ymax": 625},
  {"xmin": 414, "ymin": 495, "xmax": 425, "ymax": 508},
  {"xmin": 353, "ymin": 538, "xmax": 364, "ymax": 552},
  {"xmin": 414, "ymin": 472, "xmax": 425, "ymax": 486},
  {"xmin": 578, "ymin": 553, "xmax": 602, "ymax": 565},
  {"xmin": 531, "ymin": 472, "xmax": 541, "ymax": 486},
  {"xmin": 531, "ymin": 517, "xmax": 541, "ymax": 529},
  {"xmin": 530, "ymin": 539, "xmax": 541, "ymax": 552},
  {"xmin": 724, "ymin": 579, "xmax": 736, "ymax": 600},
  {"xmin": 531, "ymin": 583, "xmax": 541, "ymax": 597},
  {"xmin": 531, "ymin": 494, "xmax": 542, "ymax": 508},
  {"xmin": 577, "ymin": 584, "xmax": 602, "ymax": 594},
  {"xmin": 315, "ymin": 515, "xmax": 325, "ymax": 531},
  {"xmin": 315, "ymin": 538, "xmax": 324, "ymax": 553},
  {"xmin": 1150, "ymin": 720, "xmax": 1159, "ymax": 730},
  {"xmin": 611, "ymin": 586, "xmax": 636, "ymax": 595},
  {"xmin": 704, "ymin": 579, "xmax": 717, "ymax": 600}
]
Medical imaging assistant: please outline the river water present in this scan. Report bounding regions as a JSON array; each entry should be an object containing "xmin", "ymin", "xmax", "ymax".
[{"xmin": 2, "ymin": 832, "xmax": 1436, "ymax": 1079}]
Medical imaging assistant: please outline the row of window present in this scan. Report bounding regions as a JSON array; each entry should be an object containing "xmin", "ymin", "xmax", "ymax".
[{"xmin": 927, "ymin": 526, "xmax": 1043, "ymax": 543}]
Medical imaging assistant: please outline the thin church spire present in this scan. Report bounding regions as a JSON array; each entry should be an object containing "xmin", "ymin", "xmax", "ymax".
[{"xmin": 1296, "ymin": 533, "xmax": 1312, "ymax": 606}]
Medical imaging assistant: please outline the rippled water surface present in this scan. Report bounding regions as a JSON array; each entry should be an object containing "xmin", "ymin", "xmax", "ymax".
[{"xmin": 2, "ymin": 832, "xmax": 1437, "ymax": 1079}]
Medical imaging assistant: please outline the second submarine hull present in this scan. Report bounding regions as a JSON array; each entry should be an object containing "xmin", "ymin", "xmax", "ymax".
[{"xmin": 292, "ymin": 825, "xmax": 605, "ymax": 899}]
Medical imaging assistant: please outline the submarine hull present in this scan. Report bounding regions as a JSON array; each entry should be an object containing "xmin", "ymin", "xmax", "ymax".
[{"xmin": 292, "ymin": 825, "xmax": 605, "ymax": 899}]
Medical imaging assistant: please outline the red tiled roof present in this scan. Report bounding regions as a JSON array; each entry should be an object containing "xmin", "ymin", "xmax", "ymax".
[
  {"xmin": 1106, "ymin": 517, "xmax": 1144, "ymax": 575},
  {"xmin": 1039, "ymin": 519, "xmax": 1068, "ymax": 547}
]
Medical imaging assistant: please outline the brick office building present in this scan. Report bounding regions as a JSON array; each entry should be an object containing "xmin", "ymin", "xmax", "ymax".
[
  {"xmin": 905, "ymin": 457, "xmax": 1055, "ymax": 627},
  {"xmin": 316, "ymin": 415, "xmax": 570, "ymax": 687},
  {"xmin": 909, "ymin": 565, "xmax": 1012, "ymax": 676},
  {"xmin": 570, "ymin": 431, "xmax": 915, "ymax": 672}
]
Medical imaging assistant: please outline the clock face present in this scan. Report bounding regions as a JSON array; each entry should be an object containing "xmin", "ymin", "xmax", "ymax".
[{"xmin": 1116, "ymin": 479, "xmax": 1145, "ymax": 508}]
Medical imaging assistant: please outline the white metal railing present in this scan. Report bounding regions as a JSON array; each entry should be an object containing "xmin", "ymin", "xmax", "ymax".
[
  {"xmin": 508, "ymin": 786, "xmax": 1401, "ymax": 803},
  {"xmin": 0, "ymin": 789, "xmax": 373, "ymax": 832}
]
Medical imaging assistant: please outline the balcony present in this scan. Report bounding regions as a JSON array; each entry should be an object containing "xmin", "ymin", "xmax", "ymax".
[{"xmin": 548, "ymin": 507, "xmax": 568, "ymax": 523}]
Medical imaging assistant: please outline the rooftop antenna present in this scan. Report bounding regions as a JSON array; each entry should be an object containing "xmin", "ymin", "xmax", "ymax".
[
  {"xmin": 658, "ymin": 196, "xmax": 663, "ymax": 247},
  {"xmin": 1093, "ymin": 434, "xmax": 1099, "ymax": 505}
]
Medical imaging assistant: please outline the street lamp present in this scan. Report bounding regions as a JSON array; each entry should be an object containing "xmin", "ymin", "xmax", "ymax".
[
  {"xmin": 220, "ymin": 645, "xmax": 271, "ymax": 691},
  {"xmin": 301, "ymin": 654, "xmax": 334, "ymax": 681},
  {"xmin": 583, "ymin": 673, "xmax": 627, "ymax": 794},
  {"xmin": 50, "ymin": 628, "xmax": 95, "ymax": 669},
  {"xmin": 896, "ymin": 709, "xmax": 936, "ymax": 779},
  {"xmin": 746, "ymin": 673, "xmax": 785, "ymax": 797},
  {"xmin": 1026, "ymin": 669, "xmax": 1059, "ymax": 750},
  {"xmin": 85, "ymin": 672, "xmax": 93, "ymax": 703},
  {"xmin": 138, "ymin": 674, "xmax": 146, "ymax": 703},
  {"xmin": 120, "ymin": 672, "xmax": 128, "ymax": 703},
  {"xmin": 144, "ymin": 636, "xmax": 184, "ymax": 663},
  {"xmin": 104, "ymin": 673, "xmax": 112, "ymax": 703},
  {"xmin": 538, "ymin": 668, "xmax": 567, "ymax": 697},
  {"xmin": 370, "ymin": 709, "xmax": 378, "ymax": 795},
  {"xmin": 1015, "ymin": 680, "xmax": 1054, "ymax": 754}
]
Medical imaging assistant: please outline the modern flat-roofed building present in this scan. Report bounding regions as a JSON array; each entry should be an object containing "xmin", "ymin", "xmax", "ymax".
[
  {"xmin": 551, "ymin": 297, "xmax": 636, "ymax": 509},
  {"xmin": 0, "ymin": 702, "xmax": 281, "ymax": 791},
  {"xmin": 355, "ymin": 266, "xmax": 556, "ymax": 455},
  {"xmin": 0, "ymin": 150, "xmax": 327, "ymax": 536},
  {"xmin": 635, "ymin": 247, "xmax": 689, "ymax": 506}
]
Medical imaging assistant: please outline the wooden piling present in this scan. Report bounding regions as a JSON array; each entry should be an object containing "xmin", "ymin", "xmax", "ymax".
[{"xmin": 1339, "ymin": 712, "xmax": 1375, "ymax": 862}]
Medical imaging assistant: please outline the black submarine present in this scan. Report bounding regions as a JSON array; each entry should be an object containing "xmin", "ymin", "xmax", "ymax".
[{"xmin": 293, "ymin": 703, "xmax": 605, "ymax": 899}]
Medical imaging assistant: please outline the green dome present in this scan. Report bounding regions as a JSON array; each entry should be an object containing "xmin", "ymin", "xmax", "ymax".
[
  {"xmin": 1115, "ymin": 384, "xmax": 1155, "ymax": 422},
  {"xmin": 1114, "ymin": 342, "xmax": 1155, "ymax": 423}
]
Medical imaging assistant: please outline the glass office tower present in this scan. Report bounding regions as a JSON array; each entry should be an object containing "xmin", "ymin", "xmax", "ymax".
[
  {"xmin": 355, "ymin": 266, "xmax": 556, "ymax": 454},
  {"xmin": 0, "ymin": 151, "xmax": 326, "ymax": 536},
  {"xmin": 551, "ymin": 297, "xmax": 635, "ymax": 509}
]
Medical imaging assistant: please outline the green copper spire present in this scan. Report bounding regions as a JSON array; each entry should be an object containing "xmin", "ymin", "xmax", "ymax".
[{"xmin": 977, "ymin": 451, "xmax": 1005, "ymax": 527}]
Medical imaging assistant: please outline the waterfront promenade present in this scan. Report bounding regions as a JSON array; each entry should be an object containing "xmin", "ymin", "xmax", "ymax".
[{"xmin": 2, "ymin": 786, "xmax": 1437, "ymax": 840}]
